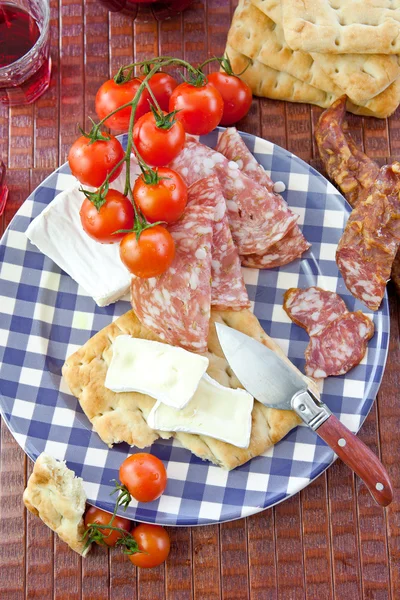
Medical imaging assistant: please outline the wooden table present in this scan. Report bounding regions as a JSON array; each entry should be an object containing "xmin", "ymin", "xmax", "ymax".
[{"xmin": 1, "ymin": 1, "xmax": 399, "ymax": 598}]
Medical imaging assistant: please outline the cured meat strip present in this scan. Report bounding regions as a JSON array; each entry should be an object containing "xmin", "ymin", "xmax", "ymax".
[
  {"xmin": 169, "ymin": 139, "xmax": 298, "ymax": 256},
  {"xmin": 283, "ymin": 286, "xmax": 348, "ymax": 336},
  {"xmin": 131, "ymin": 194, "xmax": 215, "ymax": 353},
  {"xmin": 216, "ymin": 127, "xmax": 275, "ymax": 191},
  {"xmin": 216, "ymin": 127, "xmax": 310, "ymax": 269},
  {"xmin": 336, "ymin": 163, "xmax": 400, "ymax": 310},
  {"xmin": 241, "ymin": 227, "xmax": 311, "ymax": 270},
  {"xmin": 305, "ymin": 312, "xmax": 374, "ymax": 378},
  {"xmin": 315, "ymin": 96, "xmax": 380, "ymax": 209},
  {"xmin": 188, "ymin": 176, "xmax": 250, "ymax": 311}
]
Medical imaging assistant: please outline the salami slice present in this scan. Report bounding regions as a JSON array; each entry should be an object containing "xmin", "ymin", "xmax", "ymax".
[
  {"xmin": 336, "ymin": 163, "xmax": 400, "ymax": 310},
  {"xmin": 241, "ymin": 227, "xmax": 311, "ymax": 270},
  {"xmin": 283, "ymin": 287, "xmax": 348, "ymax": 336},
  {"xmin": 188, "ymin": 176, "xmax": 250, "ymax": 311},
  {"xmin": 216, "ymin": 127, "xmax": 274, "ymax": 191},
  {"xmin": 169, "ymin": 139, "xmax": 298, "ymax": 256},
  {"xmin": 305, "ymin": 311, "xmax": 374, "ymax": 378},
  {"xmin": 131, "ymin": 195, "xmax": 214, "ymax": 353}
]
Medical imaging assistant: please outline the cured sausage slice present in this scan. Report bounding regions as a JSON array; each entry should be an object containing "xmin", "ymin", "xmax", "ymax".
[
  {"xmin": 305, "ymin": 312, "xmax": 374, "ymax": 378},
  {"xmin": 169, "ymin": 139, "xmax": 298, "ymax": 256},
  {"xmin": 188, "ymin": 176, "xmax": 250, "ymax": 311},
  {"xmin": 241, "ymin": 227, "xmax": 311, "ymax": 270},
  {"xmin": 336, "ymin": 163, "xmax": 400, "ymax": 310},
  {"xmin": 131, "ymin": 192, "xmax": 215, "ymax": 353},
  {"xmin": 283, "ymin": 286, "xmax": 348, "ymax": 336},
  {"xmin": 215, "ymin": 127, "xmax": 310, "ymax": 269},
  {"xmin": 216, "ymin": 127, "xmax": 275, "ymax": 191}
]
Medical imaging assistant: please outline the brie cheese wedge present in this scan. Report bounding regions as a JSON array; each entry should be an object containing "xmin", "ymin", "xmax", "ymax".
[
  {"xmin": 25, "ymin": 162, "xmax": 139, "ymax": 307},
  {"xmin": 105, "ymin": 335, "xmax": 209, "ymax": 409},
  {"xmin": 146, "ymin": 374, "xmax": 254, "ymax": 448}
]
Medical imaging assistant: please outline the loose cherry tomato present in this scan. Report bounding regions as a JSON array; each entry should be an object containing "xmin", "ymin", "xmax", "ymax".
[
  {"xmin": 129, "ymin": 524, "xmax": 170, "ymax": 569},
  {"xmin": 139, "ymin": 72, "xmax": 178, "ymax": 112},
  {"xmin": 84, "ymin": 506, "xmax": 131, "ymax": 547},
  {"xmin": 133, "ymin": 111, "xmax": 185, "ymax": 167},
  {"xmin": 95, "ymin": 78, "xmax": 151, "ymax": 131},
  {"xmin": 133, "ymin": 168, "xmax": 187, "ymax": 223},
  {"xmin": 169, "ymin": 82, "xmax": 224, "ymax": 135},
  {"xmin": 207, "ymin": 72, "xmax": 253, "ymax": 126},
  {"xmin": 68, "ymin": 134, "xmax": 124, "ymax": 188},
  {"xmin": 120, "ymin": 226, "xmax": 175, "ymax": 278},
  {"xmin": 80, "ymin": 189, "xmax": 134, "ymax": 244},
  {"xmin": 119, "ymin": 453, "xmax": 168, "ymax": 503}
]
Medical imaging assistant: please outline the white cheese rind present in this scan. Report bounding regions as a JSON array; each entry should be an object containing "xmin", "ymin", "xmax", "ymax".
[
  {"xmin": 147, "ymin": 373, "xmax": 254, "ymax": 448},
  {"xmin": 105, "ymin": 335, "xmax": 209, "ymax": 409},
  {"xmin": 25, "ymin": 162, "xmax": 140, "ymax": 307}
]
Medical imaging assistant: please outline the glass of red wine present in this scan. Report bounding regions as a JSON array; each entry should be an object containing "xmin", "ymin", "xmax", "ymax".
[
  {"xmin": 99, "ymin": 0, "xmax": 194, "ymax": 20},
  {"xmin": 0, "ymin": 0, "xmax": 51, "ymax": 106}
]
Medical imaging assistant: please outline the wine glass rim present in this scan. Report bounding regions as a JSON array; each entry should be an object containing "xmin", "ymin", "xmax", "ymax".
[{"xmin": 0, "ymin": 0, "xmax": 50, "ymax": 76}]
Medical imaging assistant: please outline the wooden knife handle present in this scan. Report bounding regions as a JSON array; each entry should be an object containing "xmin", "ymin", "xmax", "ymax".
[{"xmin": 317, "ymin": 414, "xmax": 393, "ymax": 507}]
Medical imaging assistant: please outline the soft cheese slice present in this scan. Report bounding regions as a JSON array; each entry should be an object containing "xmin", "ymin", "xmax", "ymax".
[
  {"xmin": 25, "ymin": 162, "xmax": 140, "ymax": 307},
  {"xmin": 147, "ymin": 373, "xmax": 254, "ymax": 448},
  {"xmin": 105, "ymin": 335, "xmax": 209, "ymax": 409}
]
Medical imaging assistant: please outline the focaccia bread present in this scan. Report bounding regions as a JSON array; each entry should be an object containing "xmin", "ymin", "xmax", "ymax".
[
  {"xmin": 62, "ymin": 309, "xmax": 317, "ymax": 471},
  {"xmin": 23, "ymin": 453, "xmax": 90, "ymax": 556},
  {"xmin": 245, "ymin": 0, "xmax": 400, "ymax": 105},
  {"xmin": 279, "ymin": 0, "xmax": 400, "ymax": 55}
]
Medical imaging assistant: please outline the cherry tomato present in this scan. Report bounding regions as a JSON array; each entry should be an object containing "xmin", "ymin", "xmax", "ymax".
[
  {"xmin": 129, "ymin": 524, "xmax": 170, "ymax": 569},
  {"xmin": 169, "ymin": 82, "xmax": 224, "ymax": 135},
  {"xmin": 80, "ymin": 189, "xmax": 134, "ymax": 244},
  {"xmin": 133, "ymin": 111, "xmax": 185, "ymax": 167},
  {"xmin": 139, "ymin": 72, "xmax": 178, "ymax": 112},
  {"xmin": 207, "ymin": 72, "xmax": 253, "ymax": 126},
  {"xmin": 120, "ymin": 226, "xmax": 175, "ymax": 278},
  {"xmin": 84, "ymin": 506, "xmax": 131, "ymax": 547},
  {"xmin": 95, "ymin": 78, "xmax": 151, "ymax": 131},
  {"xmin": 68, "ymin": 134, "xmax": 124, "ymax": 188},
  {"xmin": 119, "ymin": 453, "xmax": 168, "ymax": 502},
  {"xmin": 133, "ymin": 168, "xmax": 187, "ymax": 223}
]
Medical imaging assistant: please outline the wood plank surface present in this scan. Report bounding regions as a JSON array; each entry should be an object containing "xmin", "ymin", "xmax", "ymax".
[{"xmin": 1, "ymin": 1, "xmax": 400, "ymax": 599}]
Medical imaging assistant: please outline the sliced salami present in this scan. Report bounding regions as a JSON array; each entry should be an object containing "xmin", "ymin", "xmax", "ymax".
[
  {"xmin": 169, "ymin": 139, "xmax": 298, "ymax": 256},
  {"xmin": 131, "ymin": 196, "xmax": 215, "ymax": 353},
  {"xmin": 283, "ymin": 287, "xmax": 348, "ymax": 336},
  {"xmin": 305, "ymin": 312, "xmax": 374, "ymax": 378},
  {"xmin": 216, "ymin": 127, "xmax": 274, "ymax": 191},
  {"xmin": 188, "ymin": 176, "xmax": 250, "ymax": 311},
  {"xmin": 241, "ymin": 227, "xmax": 311, "ymax": 270}
]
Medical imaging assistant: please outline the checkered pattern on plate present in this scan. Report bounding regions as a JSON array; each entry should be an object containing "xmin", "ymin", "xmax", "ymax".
[{"xmin": 0, "ymin": 129, "xmax": 390, "ymax": 526}]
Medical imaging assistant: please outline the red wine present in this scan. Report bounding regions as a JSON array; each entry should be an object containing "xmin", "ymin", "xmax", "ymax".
[
  {"xmin": 0, "ymin": 2, "xmax": 40, "ymax": 68},
  {"xmin": 0, "ymin": 2, "xmax": 51, "ymax": 105},
  {"xmin": 99, "ymin": 0, "xmax": 194, "ymax": 19}
]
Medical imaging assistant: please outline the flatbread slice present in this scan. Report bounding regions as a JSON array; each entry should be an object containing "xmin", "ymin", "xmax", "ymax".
[
  {"xmin": 226, "ymin": 44, "xmax": 400, "ymax": 119},
  {"xmin": 279, "ymin": 0, "xmax": 400, "ymax": 55},
  {"xmin": 231, "ymin": 1, "xmax": 400, "ymax": 110},
  {"xmin": 23, "ymin": 453, "xmax": 90, "ymax": 556},
  {"xmin": 62, "ymin": 309, "xmax": 318, "ymax": 471}
]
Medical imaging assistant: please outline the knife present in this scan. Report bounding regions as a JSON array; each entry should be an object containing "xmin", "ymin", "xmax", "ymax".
[{"xmin": 216, "ymin": 323, "xmax": 393, "ymax": 507}]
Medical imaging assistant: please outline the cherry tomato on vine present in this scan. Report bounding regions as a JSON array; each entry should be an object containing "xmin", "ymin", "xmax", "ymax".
[
  {"xmin": 169, "ymin": 82, "xmax": 224, "ymax": 135},
  {"xmin": 95, "ymin": 78, "xmax": 151, "ymax": 131},
  {"xmin": 133, "ymin": 111, "xmax": 185, "ymax": 167},
  {"xmin": 207, "ymin": 72, "xmax": 252, "ymax": 126},
  {"xmin": 139, "ymin": 72, "xmax": 178, "ymax": 112},
  {"xmin": 80, "ymin": 189, "xmax": 134, "ymax": 244},
  {"xmin": 120, "ymin": 226, "xmax": 175, "ymax": 278},
  {"xmin": 129, "ymin": 524, "xmax": 170, "ymax": 569},
  {"xmin": 119, "ymin": 453, "xmax": 167, "ymax": 503},
  {"xmin": 84, "ymin": 506, "xmax": 132, "ymax": 547},
  {"xmin": 133, "ymin": 167, "xmax": 187, "ymax": 223},
  {"xmin": 68, "ymin": 134, "xmax": 124, "ymax": 188}
]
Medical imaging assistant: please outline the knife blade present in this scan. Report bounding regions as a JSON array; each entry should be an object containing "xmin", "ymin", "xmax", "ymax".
[{"xmin": 216, "ymin": 322, "xmax": 393, "ymax": 507}]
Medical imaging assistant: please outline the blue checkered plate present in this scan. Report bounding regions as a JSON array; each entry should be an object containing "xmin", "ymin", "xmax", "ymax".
[{"xmin": 0, "ymin": 129, "xmax": 389, "ymax": 526}]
